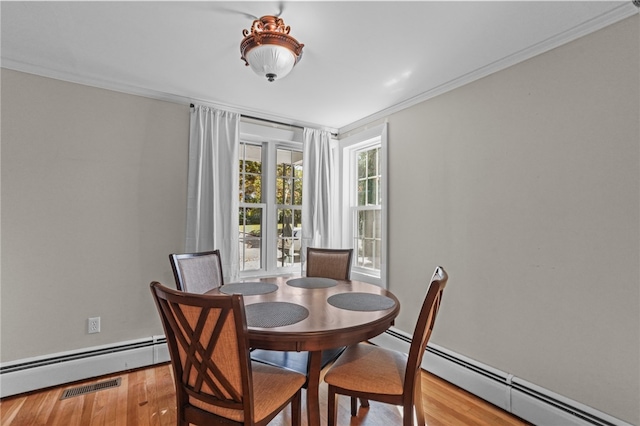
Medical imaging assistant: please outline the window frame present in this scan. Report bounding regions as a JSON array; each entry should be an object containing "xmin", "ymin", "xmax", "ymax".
[
  {"xmin": 340, "ymin": 123, "xmax": 388, "ymax": 288},
  {"xmin": 274, "ymin": 146, "xmax": 303, "ymax": 270},
  {"xmin": 238, "ymin": 141, "xmax": 267, "ymax": 274},
  {"xmin": 238, "ymin": 121, "xmax": 304, "ymax": 277}
]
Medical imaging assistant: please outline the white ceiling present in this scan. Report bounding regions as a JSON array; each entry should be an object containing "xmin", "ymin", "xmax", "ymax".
[{"xmin": 1, "ymin": 1, "xmax": 636, "ymax": 133}]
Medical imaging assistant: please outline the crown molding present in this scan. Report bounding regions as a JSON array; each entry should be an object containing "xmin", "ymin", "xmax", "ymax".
[
  {"xmin": 0, "ymin": 59, "xmax": 337, "ymax": 135},
  {"xmin": 1, "ymin": 58, "xmax": 190, "ymax": 106},
  {"xmin": 338, "ymin": 2, "xmax": 639, "ymax": 135},
  {"xmin": 2, "ymin": 2, "xmax": 635, "ymax": 137}
]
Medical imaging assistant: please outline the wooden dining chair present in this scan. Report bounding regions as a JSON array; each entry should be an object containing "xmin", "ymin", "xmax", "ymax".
[
  {"xmin": 169, "ymin": 250, "xmax": 224, "ymax": 293},
  {"xmin": 306, "ymin": 247, "xmax": 353, "ymax": 280},
  {"xmin": 323, "ymin": 266, "xmax": 449, "ymax": 426},
  {"xmin": 150, "ymin": 281, "xmax": 306, "ymax": 426},
  {"xmin": 250, "ymin": 247, "xmax": 354, "ymax": 383}
]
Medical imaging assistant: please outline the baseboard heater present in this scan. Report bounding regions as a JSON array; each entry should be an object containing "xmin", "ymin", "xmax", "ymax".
[
  {"xmin": 0, "ymin": 331, "xmax": 633, "ymax": 426},
  {"xmin": 0, "ymin": 336, "xmax": 170, "ymax": 398},
  {"xmin": 369, "ymin": 328, "xmax": 632, "ymax": 426}
]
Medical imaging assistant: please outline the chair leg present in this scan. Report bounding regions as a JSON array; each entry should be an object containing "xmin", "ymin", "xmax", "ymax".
[
  {"xmin": 414, "ymin": 402, "xmax": 426, "ymax": 426},
  {"xmin": 414, "ymin": 374, "xmax": 426, "ymax": 426},
  {"xmin": 291, "ymin": 389, "xmax": 302, "ymax": 426},
  {"xmin": 327, "ymin": 386, "xmax": 338, "ymax": 426},
  {"xmin": 350, "ymin": 397, "xmax": 369, "ymax": 416},
  {"xmin": 403, "ymin": 404, "xmax": 414, "ymax": 426},
  {"xmin": 178, "ymin": 409, "xmax": 188, "ymax": 426}
]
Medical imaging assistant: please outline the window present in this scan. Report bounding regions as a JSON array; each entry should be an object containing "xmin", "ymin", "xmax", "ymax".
[
  {"xmin": 275, "ymin": 148, "xmax": 303, "ymax": 268},
  {"xmin": 341, "ymin": 124, "xmax": 387, "ymax": 287},
  {"xmin": 237, "ymin": 122, "xmax": 303, "ymax": 275},
  {"xmin": 355, "ymin": 146, "xmax": 382, "ymax": 271},
  {"xmin": 238, "ymin": 143, "xmax": 264, "ymax": 271}
]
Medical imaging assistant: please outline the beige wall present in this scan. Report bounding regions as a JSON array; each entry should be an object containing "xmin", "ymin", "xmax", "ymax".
[
  {"xmin": 385, "ymin": 16, "xmax": 639, "ymax": 424},
  {"xmin": 1, "ymin": 14, "xmax": 638, "ymax": 425},
  {"xmin": 1, "ymin": 69, "xmax": 189, "ymax": 359}
]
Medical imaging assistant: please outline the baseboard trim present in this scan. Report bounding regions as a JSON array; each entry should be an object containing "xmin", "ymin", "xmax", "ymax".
[
  {"xmin": 369, "ymin": 328, "xmax": 632, "ymax": 426},
  {"xmin": 1, "ymin": 330, "xmax": 634, "ymax": 426},
  {"xmin": 0, "ymin": 336, "xmax": 170, "ymax": 398}
]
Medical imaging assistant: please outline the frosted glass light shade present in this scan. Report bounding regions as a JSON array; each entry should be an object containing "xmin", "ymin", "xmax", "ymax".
[
  {"xmin": 246, "ymin": 44, "xmax": 296, "ymax": 82},
  {"xmin": 240, "ymin": 15, "xmax": 304, "ymax": 82}
]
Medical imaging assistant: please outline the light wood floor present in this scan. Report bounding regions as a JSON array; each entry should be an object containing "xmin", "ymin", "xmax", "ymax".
[{"xmin": 1, "ymin": 363, "xmax": 530, "ymax": 426}]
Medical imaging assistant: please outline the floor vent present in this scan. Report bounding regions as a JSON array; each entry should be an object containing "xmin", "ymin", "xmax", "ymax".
[{"xmin": 60, "ymin": 377, "xmax": 121, "ymax": 399}]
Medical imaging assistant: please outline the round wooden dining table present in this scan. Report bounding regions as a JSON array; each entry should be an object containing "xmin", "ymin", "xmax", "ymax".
[{"xmin": 206, "ymin": 275, "xmax": 400, "ymax": 426}]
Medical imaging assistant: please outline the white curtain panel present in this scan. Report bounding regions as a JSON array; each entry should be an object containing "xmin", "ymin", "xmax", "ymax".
[
  {"xmin": 301, "ymin": 128, "xmax": 337, "ymax": 265},
  {"xmin": 186, "ymin": 105, "xmax": 240, "ymax": 282}
]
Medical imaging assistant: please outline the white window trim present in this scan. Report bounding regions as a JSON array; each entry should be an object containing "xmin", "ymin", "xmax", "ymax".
[
  {"xmin": 339, "ymin": 123, "xmax": 388, "ymax": 288},
  {"xmin": 239, "ymin": 121, "xmax": 304, "ymax": 278}
]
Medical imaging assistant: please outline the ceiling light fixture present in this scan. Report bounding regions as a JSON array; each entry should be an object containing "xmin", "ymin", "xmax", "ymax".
[{"xmin": 240, "ymin": 15, "xmax": 304, "ymax": 82}]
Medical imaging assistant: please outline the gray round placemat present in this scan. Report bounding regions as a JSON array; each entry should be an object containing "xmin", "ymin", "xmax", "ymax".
[
  {"xmin": 287, "ymin": 277, "xmax": 337, "ymax": 288},
  {"xmin": 245, "ymin": 302, "xmax": 309, "ymax": 328},
  {"xmin": 327, "ymin": 292, "xmax": 396, "ymax": 311},
  {"xmin": 219, "ymin": 282, "xmax": 278, "ymax": 295}
]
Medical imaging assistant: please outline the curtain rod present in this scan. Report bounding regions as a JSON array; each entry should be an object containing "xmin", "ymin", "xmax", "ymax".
[
  {"xmin": 242, "ymin": 115, "xmax": 305, "ymax": 131},
  {"xmin": 189, "ymin": 103, "xmax": 337, "ymax": 136},
  {"xmin": 189, "ymin": 103, "xmax": 303, "ymax": 130}
]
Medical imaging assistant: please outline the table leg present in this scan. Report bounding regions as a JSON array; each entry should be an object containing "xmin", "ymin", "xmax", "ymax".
[{"xmin": 306, "ymin": 350, "xmax": 322, "ymax": 426}]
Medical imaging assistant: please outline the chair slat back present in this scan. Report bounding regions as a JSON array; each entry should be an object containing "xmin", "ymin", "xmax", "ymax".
[
  {"xmin": 150, "ymin": 282, "xmax": 252, "ymax": 415},
  {"xmin": 169, "ymin": 250, "xmax": 224, "ymax": 293},
  {"xmin": 405, "ymin": 267, "xmax": 448, "ymax": 390},
  {"xmin": 306, "ymin": 247, "xmax": 353, "ymax": 280}
]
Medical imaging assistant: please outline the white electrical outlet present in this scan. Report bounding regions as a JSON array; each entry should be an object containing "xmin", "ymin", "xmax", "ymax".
[{"xmin": 88, "ymin": 317, "xmax": 101, "ymax": 334}]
